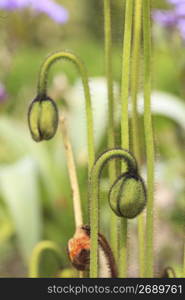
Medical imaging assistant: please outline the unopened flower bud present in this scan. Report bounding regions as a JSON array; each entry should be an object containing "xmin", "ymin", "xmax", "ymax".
[
  {"xmin": 109, "ymin": 172, "xmax": 147, "ymax": 218},
  {"xmin": 28, "ymin": 96, "xmax": 58, "ymax": 142},
  {"xmin": 67, "ymin": 225, "xmax": 117, "ymax": 277}
]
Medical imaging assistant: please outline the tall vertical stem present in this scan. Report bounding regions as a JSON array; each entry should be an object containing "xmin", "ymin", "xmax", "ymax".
[
  {"xmin": 120, "ymin": 0, "xmax": 134, "ymax": 277},
  {"xmin": 103, "ymin": 0, "xmax": 118, "ymax": 261},
  {"xmin": 60, "ymin": 116, "xmax": 84, "ymax": 278},
  {"xmin": 60, "ymin": 116, "xmax": 83, "ymax": 228},
  {"xmin": 131, "ymin": 0, "xmax": 145, "ymax": 278},
  {"xmin": 143, "ymin": 0, "xmax": 155, "ymax": 278},
  {"xmin": 131, "ymin": 0, "xmax": 142, "ymax": 162},
  {"xmin": 183, "ymin": 231, "xmax": 185, "ymax": 277}
]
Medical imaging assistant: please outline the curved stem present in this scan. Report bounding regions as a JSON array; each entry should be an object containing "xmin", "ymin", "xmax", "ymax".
[
  {"xmin": 161, "ymin": 267, "xmax": 176, "ymax": 278},
  {"xmin": 131, "ymin": 0, "xmax": 145, "ymax": 278},
  {"xmin": 120, "ymin": 0, "xmax": 134, "ymax": 278},
  {"xmin": 29, "ymin": 241, "xmax": 63, "ymax": 278},
  {"xmin": 89, "ymin": 148, "xmax": 137, "ymax": 278},
  {"xmin": 37, "ymin": 51, "xmax": 95, "ymax": 173},
  {"xmin": 143, "ymin": 0, "xmax": 155, "ymax": 278},
  {"xmin": 103, "ymin": 0, "xmax": 118, "ymax": 261}
]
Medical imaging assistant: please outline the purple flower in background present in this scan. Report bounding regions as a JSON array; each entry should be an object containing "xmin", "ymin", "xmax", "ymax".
[
  {"xmin": 0, "ymin": 0, "xmax": 68, "ymax": 23},
  {"xmin": 153, "ymin": 0, "xmax": 185, "ymax": 40},
  {"xmin": 0, "ymin": 0, "xmax": 27, "ymax": 10},
  {"xmin": 0, "ymin": 83, "xmax": 7, "ymax": 103},
  {"xmin": 168, "ymin": 0, "xmax": 182, "ymax": 4}
]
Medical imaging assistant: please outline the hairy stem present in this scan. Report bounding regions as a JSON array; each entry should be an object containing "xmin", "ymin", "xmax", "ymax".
[
  {"xmin": 143, "ymin": 0, "xmax": 155, "ymax": 278},
  {"xmin": 89, "ymin": 149, "xmax": 137, "ymax": 278},
  {"xmin": 60, "ymin": 115, "xmax": 83, "ymax": 228},
  {"xmin": 120, "ymin": 0, "xmax": 134, "ymax": 278},
  {"xmin": 29, "ymin": 241, "xmax": 63, "ymax": 278},
  {"xmin": 103, "ymin": 0, "xmax": 118, "ymax": 261},
  {"xmin": 131, "ymin": 0, "xmax": 145, "ymax": 278},
  {"xmin": 121, "ymin": 0, "xmax": 133, "ymax": 150},
  {"xmin": 137, "ymin": 213, "xmax": 145, "ymax": 277},
  {"xmin": 83, "ymin": 225, "xmax": 118, "ymax": 277},
  {"xmin": 183, "ymin": 233, "xmax": 185, "ymax": 277},
  {"xmin": 37, "ymin": 51, "xmax": 95, "ymax": 173},
  {"xmin": 131, "ymin": 0, "xmax": 142, "ymax": 162}
]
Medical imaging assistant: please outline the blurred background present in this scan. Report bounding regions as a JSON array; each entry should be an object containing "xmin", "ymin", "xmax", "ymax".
[{"xmin": 0, "ymin": 0, "xmax": 184, "ymax": 277}]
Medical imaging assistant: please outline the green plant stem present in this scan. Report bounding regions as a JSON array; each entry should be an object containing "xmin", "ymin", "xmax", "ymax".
[
  {"xmin": 143, "ymin": 0, "xmax": 155, "ymax": 278},
  {"xmin": 60, "ymin": 115, "xmax": 83, "ymax": 228},
  {"xmin": 29, "ymin": 241, "xmax": 63, "ymax": 277},
  {"xmin": 162, "ymin": 267, "xmax": 176, "ymax": 278},
  {"xmin": 103, "ymin": 0, "xmax": 118, "ymax": 261},
  {"xmin": 183, "ymin": 233, "xmax": 185, "ymax": 277},
  {"xmin": 120, "ymin": 0, "xmax": 134, "ymax": 278},
  {"xmin": 89, "ymin": 149, "xmax": 137, "ymax": 278},
  {"xmin": 37, "ymin": 51, "xmax": 95, "ymax": 174},
  {"xmin": 137, "ymin": 214, "xmax": 145, "ymax": 277},
  {"xmin": 60, "ymin": 116, "xmax": 84, "ymax": 279},
  {"xmin": 131, "ymin": 0, "xmax": 145, "ymax": 278},
  {"xmin": 131, "ymin": 0, "xmax": 142, "ymax": 162}
]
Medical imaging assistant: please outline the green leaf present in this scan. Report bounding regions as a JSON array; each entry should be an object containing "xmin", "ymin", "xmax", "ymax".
[{"xmin": 0, "ymin": 157, "xmax": 42, "ymax": 261}]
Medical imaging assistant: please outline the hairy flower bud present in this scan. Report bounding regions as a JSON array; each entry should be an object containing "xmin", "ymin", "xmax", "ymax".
[
  {"xmin": 28, "ymin": 96, "xmax": 58, "ymax": 142},
  {"xmin": 109, "ymin": 172, "xmax": 146, "ymax": 218},
  {"xmin": 67, "ymin": 225, "xmax": 117, "ymax": 277}
]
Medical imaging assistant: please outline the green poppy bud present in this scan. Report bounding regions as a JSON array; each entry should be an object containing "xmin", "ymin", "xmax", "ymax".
[
  {"xmin": 109, "ymin": 172, "xmax": 146, "ymax": 218},
  {"xmin": 28, "ymin": 96, "xmax": 58, "ymax": 142}
]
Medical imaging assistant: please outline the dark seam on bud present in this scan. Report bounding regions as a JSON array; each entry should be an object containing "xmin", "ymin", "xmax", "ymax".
[
  {"xmin": 109, "ymin": 171, "xmax": 147, "ymax": 219},
  {"xmin": 116, "ymin": 174, "xmax": 127, "ymax": 217}
]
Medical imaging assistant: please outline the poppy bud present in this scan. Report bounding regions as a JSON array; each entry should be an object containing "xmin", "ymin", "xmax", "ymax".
[
  {"xmin": 67, "ymin": 226, "xmax": 90, "ymax": 271},
  {"xmin": 28, "ymin": 96, "xmax": 58, "ymax": 142},
  {"xmin": 67, "ymin": 225, "xmax": 117, "ymax": 277},
  {"xmin": 109, "ymin": 172, "xmax": 146, "ymax": 218}
]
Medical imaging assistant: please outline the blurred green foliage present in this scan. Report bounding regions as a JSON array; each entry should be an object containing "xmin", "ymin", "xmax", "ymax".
[{"xmin": 0, "ymin": 0, "xmax": 184, "ymax": 277}]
